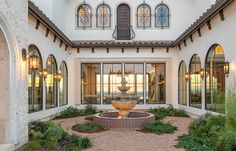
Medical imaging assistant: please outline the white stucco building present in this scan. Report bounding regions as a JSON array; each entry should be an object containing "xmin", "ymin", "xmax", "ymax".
[{"xmin": 0, "ymin": 0, "xmax": 236, "ymax": 150}]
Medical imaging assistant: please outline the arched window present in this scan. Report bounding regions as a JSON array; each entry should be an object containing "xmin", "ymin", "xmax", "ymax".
[
  {"xmin": 59, "ymin": 61, "xmax": 68, "ymax": 106},
  {"xmin": 77, "ymin": 3, "xmax": 92, "ymax": 29},
  {"xmin": 155, "ymin": 4, "xmax": 170, "ymax": 28},
  {"xmin": 178, "ymin": 61, "xmax": 187, "ymax": 105},
  {"xmin": 96, "ymin": 3, "xmax": 111, "ymax": 29},
  {"xmin": 205, "ymin": 44, "xmax": 225, "ymax": 113},
  {"xmin": 137, "ymin": 4, "xmax": 151, "ymax": 28},
  {"xmin": 46, "ymin": 55, "xmax": 58, "ymax": 109},
  {"xmin": 189, "ymin": 55, "xmax": 202, "ymax": 108},
  {"xmin": 28, "ymin": 45, "xmax": 43, "ymax": 113}
]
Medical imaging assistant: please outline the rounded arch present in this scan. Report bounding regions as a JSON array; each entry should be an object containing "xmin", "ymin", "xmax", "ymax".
[
  {"xmin": 155, "ymin": 3, "xmax": 170, "ymax": 28},
  {"xmin": 28, "ymin": 44, "xmax": 43, "ymax": 68},
  {"xmin": 189, "ymin": 54, "xmax": 202, "ymax": 108},
  {"xmin": 59, "ymin": 61, "xmax": 68, "ymax": 106},
  {"xmin": 28, "ymin": 44, "xmax": 44, "ymax": 113},
  {"xmin": 136, "ymin": 3, "xmax": 151, "ymax": 28},
  {"xmin": 96, "ymin": 3, "xmax": 112, "ymax": 28},
  {"xmin": 114, "ymin": 2, "xmax": 133, "ymax": 26},
  {"xmin": 0, "ymin": 11, "xmax": 20, "ymax": 145},
  {"xmin": 205, "ymin": 44, "xmax": 226, "ymax": 113},
  {"xmin": 178, "ymin": 60, "xmax": 187, "ymax": 105},
  {"xmin": 45, "ymin": 54, "xmax": 58, "ymax": 109},
  {"xmin": 76, "ymin": 3, "xmax": 93, "ymax": 28}
]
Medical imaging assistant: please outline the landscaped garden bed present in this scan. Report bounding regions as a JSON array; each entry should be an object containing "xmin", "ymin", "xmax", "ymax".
[
  {"xmin": 176, "ymin": 91, "xmax": 236, "ymax": 151},
  {"xmin": 26, "ymin": 121, "xmax": 91, "ymax": 151},
  {"xmin": 72, "ymin": 122, "xmax": 108, "ymax": 133},
  {"xmin": 54, "ymin": 105, "xmax": 99, "ymax": 119},
  {"xmin": 147, "ymin": 106, "xmax": 190, "ymax": 120},
  {"xmin": 138, "ymin": 121, "xmax": 177, "ymax": 135}
]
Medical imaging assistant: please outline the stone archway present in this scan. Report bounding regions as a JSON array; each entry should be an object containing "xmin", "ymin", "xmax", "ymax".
[{"xmin": 0, "ymin": 27, "xmax": 10, "ymax": 144}]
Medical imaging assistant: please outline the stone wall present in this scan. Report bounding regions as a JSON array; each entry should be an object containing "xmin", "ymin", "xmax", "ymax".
[{"xmin": 0, "ymin": 0, "xmax": 28, "ymax": 147}]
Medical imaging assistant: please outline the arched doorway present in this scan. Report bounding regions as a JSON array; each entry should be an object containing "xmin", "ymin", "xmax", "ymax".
[
  {"xmin": 117, "ymin": 4, "xmax": 130, "ymax": 40},
  {"xmin": 0, "ymin": 27, "xmax": 10, "ymax": 144}
]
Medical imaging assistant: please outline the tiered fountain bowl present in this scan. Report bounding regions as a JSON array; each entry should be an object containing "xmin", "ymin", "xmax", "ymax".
[{"xmin": 94, "ymin": 78, "xmax": 155, "ymax": 129}]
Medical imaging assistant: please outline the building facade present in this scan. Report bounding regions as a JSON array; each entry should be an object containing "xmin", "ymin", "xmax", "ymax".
[{"xmin": 0, "ymin": 0, "xmax": 236, "ymax": 150}]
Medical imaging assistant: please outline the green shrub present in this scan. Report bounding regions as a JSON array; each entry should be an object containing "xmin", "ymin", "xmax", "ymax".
[
  {"xmin": 177, "ymin": 114, "xmax": 236, "ymax": 151},
  {"xmin": 147, "ymin": 106, "xmax": 189, "ymax": 120},
  {"xmin": 27, "ymin": 121, "xmax": 91, "ymax": 150},
  {"xmin": 27, "ymin": 140, "xmax": 42, "ymax": 150},
  {"xmin": 54, "ymin": 105, "xmax": 98, "ymax": 119},
  {"xmin": 176, "ymin": 135, "xmax": 213, "ymax": 151},
  {"xmin": 215, "ymin": 130, "xmax": 236, "ymax": 151},
  {"xmin": 72, "ymin": 122, "xmax": 107, "ymax": 133},
  {"xmin": 65, "ymin": 134, "xmax": 91, "ymax": 150},
  {"xmin": 141, "ymin": 121, "xmax": 177, "ymax": 134}
]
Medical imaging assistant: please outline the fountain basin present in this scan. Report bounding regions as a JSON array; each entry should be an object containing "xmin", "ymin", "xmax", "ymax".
[
  {"xmin": 94, "ymin": 112, "xmax": 155, "ymax": 129},
  {"xmin": 117, "ymin": 86, "xmax": 131, "ymax": 92},
  {"xmin": 112, "ymin": 101, "xmax": 137, "ymax": 118}
]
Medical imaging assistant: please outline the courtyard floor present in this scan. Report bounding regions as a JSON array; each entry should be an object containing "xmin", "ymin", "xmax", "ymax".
[{"xmin": 52, "ymin": 116, "xmax": 194, "ymax": 151}]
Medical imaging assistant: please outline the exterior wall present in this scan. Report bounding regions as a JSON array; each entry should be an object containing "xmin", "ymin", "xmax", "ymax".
[
  {"xmin": 68, "ymin": 47, "xmax": 179, "ymax": 109},
  {"xmin": 177, "ymin": 0, "xmax": 236, "ymax": 116},
  {"xmin": 31, "ymin": 0, "xmax": 215, "ymax": 41},
  {"xmin": 65, "ymin": 0, "xmax": 196, "ymax": 41},
  {"xmin": 27, "ymin": 15, "xmax": 70, "ymax": 121},
  {"xmin": 0, "ymin": 0, "xmax": 28, "ymax": 149},
  {"xmin": 30, "ymin": 0, "xmax": 54, "ymax": 19}
]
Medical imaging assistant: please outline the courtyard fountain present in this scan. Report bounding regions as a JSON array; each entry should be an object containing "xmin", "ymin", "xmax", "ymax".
[
  {"xmin": 94, "ymin": 77, "xmax": 155, "ymax": 129},
  {"xmin": 112, "ymin": 77, "xmax": 137, "ymax": 118}
]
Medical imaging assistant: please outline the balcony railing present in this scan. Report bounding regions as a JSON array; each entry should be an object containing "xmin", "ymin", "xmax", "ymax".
[{"xmin": 112, "ymin": 25, "xmax": 135, "ymax": 40}]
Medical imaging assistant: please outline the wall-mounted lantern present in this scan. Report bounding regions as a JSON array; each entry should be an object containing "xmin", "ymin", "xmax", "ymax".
[
  {"xmin": 185, "ymin": 72, "xmax": 189, "ymax": 81},
  {"xmin": 54, "ymin": 73, "xmax": 62, "ymax": 82},
  {"xmin": 200, "ymin": 68, "xmax": 204, "ymax": 80},
  {"xmin": 224, "ymin": 61, "xmax": 229, "ymax": 76},
  {"xmin": 22, "ymin": 48, "xmax": 41, "ymax": 72},
  {"xmin": 39, "ymin": 69, "xmax": 48, "ymax": 80}
]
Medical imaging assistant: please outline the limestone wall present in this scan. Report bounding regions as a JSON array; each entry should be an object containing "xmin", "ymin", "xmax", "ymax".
[{"xmin": 0, "ymin": 0, "xmax": 28, "ymax": 147}]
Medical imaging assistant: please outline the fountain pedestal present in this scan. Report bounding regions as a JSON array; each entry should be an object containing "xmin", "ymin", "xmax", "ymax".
[
  {"xmin": 112, "ymin": 77, "xmax": 137, "ymax": 118},
  {"xmin": 112, "ymin": 101, "xmax": 137, "ymax": 118}
]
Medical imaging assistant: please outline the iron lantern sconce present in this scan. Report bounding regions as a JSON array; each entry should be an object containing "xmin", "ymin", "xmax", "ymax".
[
  {"xmin": 185, "ymin": 72, "xmax": 189, "ymax": 81},
  {"xmin": 54, "ymin": 73, "xmax": 62, "ymax": 82},
  {"xmin": 22, "ymin": 48, "xmax": 41, "ymax": 71},
  {"xmin": 200, "ymin": 68, "xmax": 204, "ymax": 80},
  {"xmin": 224, "ymin": 62, "xmax": 229, "ymax": 77},
  {"xmin": 39, "ymin": 69, "xmax": 48, "ymax": 80}
]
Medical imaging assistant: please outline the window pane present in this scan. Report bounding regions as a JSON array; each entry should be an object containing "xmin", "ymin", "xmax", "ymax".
[
  {"xmin": 205, "ymin": 45, "xmax": 225, "ymax": 113},
  {"xmin": 81, "ymin": 64, "xmax": 101, "ymax": 104},
  {"xmin": 46, "ymin": 55, "xmax": 58, "ymax": 109},
  {"xmin": 28, "ymin": 45, "xmax": 43, "ymax": 113},
  {"xmin": 103, "ymin": 63, "xmax": 122, "ymax": 104},
  {"xmin": 155, "ymin": 4, "xmax": 169, "ymax": 28},
  {"xmin": 178, "ymin": 62, "xmax": 187, "ymax": 105},
  {"xmin": 189, "ymin": 55, "xmax": 202, "ymax": 108},
  {"xmin": 146, "ymin": 64, "xmax": 165, "ymax": 104},
  {"xmin": 77, "ymin": 4, "xmax": 92, "ymax": 28},
  {"xmin": 125, "ymin": 64, "xmax": 144, "ymax": 104},
  {"xmin": 137, "ymin": 4, "xmax": 151, "ymax": 28},
  {"xmin": 97, "ymin": 4, "xmax": 111, "ymax": 28},
  {"xmin": 59, "ymin": 62, "xmax": 68, "ymax": 106}
]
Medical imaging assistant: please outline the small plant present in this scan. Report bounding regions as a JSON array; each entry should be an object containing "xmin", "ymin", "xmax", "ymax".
[
  {"xmin": 72, "ymin": 122, "xmax": 107, "ymax": 133},
  {"xmin": 27, "ymin": 121, "xmax": 91, "ymax": 150},
  {"xmin": 54, "ymin": 105, "xmax": 98, "ymax": 119},
  {"xmin": 140, "ymin": 121, "xmax": 177, "ymax": 135},
  {"xmin": 148, "ymin": 105, "xmax": 189, "ymax": 120}
]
